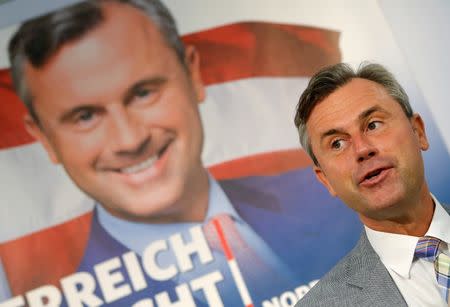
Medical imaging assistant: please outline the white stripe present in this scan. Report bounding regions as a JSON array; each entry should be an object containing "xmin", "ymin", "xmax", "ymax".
[
  {"xmin": 0, "ymin": 143, "xmax": 93, "ymax": 243},
  {"xmin": 228, "ymin": 259, "xmax": 253, "ymax": 306},
  {"xmin": 0, "ymin": 24, "xmax": 16, "ymax": 68},
  {"xmin": 201, "ymin": 77, "xmax": 309, "ymax": 166}
]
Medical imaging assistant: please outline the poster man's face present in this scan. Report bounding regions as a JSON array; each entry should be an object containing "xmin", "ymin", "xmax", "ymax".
[
  {"xmin": 24, "ymin": 4, "xmax": 206, "ymax": 222},
  {"xmin": 307, "ymin": 78, "xmax": 429, "ymax": 222}
]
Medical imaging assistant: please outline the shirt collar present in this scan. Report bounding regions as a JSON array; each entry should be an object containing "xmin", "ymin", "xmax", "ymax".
[
  {"xmin": 365, "ymin": 194, "xmax": 450, "ymax": 278},
  {"xmin": 204, "ymin": 174, "xmax": 242, "ymax": 222},
  {"xmin": 426, "ymin": 196, "xmax": 450, "ymax": 243},
  {"xmin": 96, "ymin": 173, "xmax": 241, "ymax": 254}
]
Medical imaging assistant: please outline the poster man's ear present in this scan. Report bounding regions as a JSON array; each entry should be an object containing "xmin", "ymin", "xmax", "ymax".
[
  {"xmin": 184, "ymin": 45, "xmax": 205, "ymax": 103},
  {"xmin": 24, "ymin": 114, "xmax": 60, "ymax": 164}
]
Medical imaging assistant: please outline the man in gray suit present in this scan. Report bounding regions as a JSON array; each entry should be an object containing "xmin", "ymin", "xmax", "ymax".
[{"xmin": 293, "ymin": 62, "xmax": 450, "ymax": 306}]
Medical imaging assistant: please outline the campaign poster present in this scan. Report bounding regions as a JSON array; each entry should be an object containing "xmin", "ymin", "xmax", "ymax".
[{"xmin": 0, "ymin": 1, "xmax": 449, "ymax": 306}]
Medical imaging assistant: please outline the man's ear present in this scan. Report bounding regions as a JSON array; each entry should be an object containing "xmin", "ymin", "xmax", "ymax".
[
  {"xmin": 24, "ymin": 114, "xmax": 60, "ymax": 164},
  {"xmin": 313, "ymin": 164, "xmax": 337, "ymax": 197},
  {"xmin": 184, "ymin": 45, "xmax": 205, "ymax": 103},
  {"xmin": 410, "ymin": 113, "xmax": 429, "ymax": 151}
]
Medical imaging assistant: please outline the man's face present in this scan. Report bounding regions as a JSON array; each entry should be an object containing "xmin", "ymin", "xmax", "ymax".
[
  {"xmin": 24, "ymin": 4, "xmax": 206, "ymax": 223},
  {"xmin": 307, "ymin": 78, "xmax": 429, "ymax": 222}
]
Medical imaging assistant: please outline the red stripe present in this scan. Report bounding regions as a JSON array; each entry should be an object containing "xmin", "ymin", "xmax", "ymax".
[
  {"xmin": 212, "ymin": 217, "xmax": 234, "ymax": 261},
  {"xmin": 1, "ymin": 21, "xmax": 339, "ymax": 150},
  {"xmin": 0, "ymin": 212, "xmax": 93, "ymax": 295},
  {"xmin": 0, "ymin": 69, "xmax": 34, "ymax": 149},
  {"xmin": 183, "ymin": 21, "xmax": 340, "ymax": 85},
  {"xmin": 208, "ymin": 149, "xmax": 312, "ymax": 179}
]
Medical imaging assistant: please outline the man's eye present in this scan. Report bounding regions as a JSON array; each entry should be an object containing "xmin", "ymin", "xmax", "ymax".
[
  {"xmin": 72, "ymin": 109, "xmax": 99, "ymax": 127},
  {"xmin": 331, "ymin": 139, "xmax": 344, "ymax": 150},
  {"xmin": 77, "ymin": 110, "xmax": 94, "ymax": 122},
  {"xmin": 135, "ymin": 88, "xmax": 151, "ymax": 98},
  {"xmin": 367, "ymin": 121, "xmax": 381, "ymax": 130}
]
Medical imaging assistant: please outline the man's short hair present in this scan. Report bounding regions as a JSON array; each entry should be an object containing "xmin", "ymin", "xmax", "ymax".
[
  {"xmin": 8, "ymin": 0, "xmax": 185, "ymax": 123},
  {"xmin": 294, "ymin": 62, "xmax": 414, "ymax": 165}
]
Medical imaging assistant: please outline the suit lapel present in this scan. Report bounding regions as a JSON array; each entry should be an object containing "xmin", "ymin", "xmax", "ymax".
[{"xmin": 344, "ymin": 232, "xmax": 407, "ymax": 306}]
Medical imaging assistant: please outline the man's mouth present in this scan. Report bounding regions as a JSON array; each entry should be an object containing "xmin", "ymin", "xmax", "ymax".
[
  {"xmin": 120, "ymin": 155, "xmax": 158, "ymax": 174},
  {"xmin": 365, "ymin": 168, "xmax": 383, "ymax": 180},
  {"xmin": 359, "ymin": 167, "xmax": 392, "ymax": 187},
  {"xmin": 117, "ymin": 142, "xmax": 170, "ymax": 174}
]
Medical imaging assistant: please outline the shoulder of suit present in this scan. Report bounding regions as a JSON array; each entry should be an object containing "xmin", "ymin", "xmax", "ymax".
[{"xmin": 295, "ymin": 233, "xmax": 368, "ymax": 306}]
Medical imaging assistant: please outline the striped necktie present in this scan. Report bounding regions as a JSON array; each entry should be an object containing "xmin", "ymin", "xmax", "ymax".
[{"xmin": 415, "ymin": 236, "xmax": 450, "ymax": 304}]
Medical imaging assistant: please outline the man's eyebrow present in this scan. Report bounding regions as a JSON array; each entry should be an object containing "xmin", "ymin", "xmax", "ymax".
[
  {"xmin": 358, "ymin": 105, "xmax": 387, "ymax": 121},
  {"xmin": 123, "ymin": 77, "xmax": 167, "ymax": 103},
  {"xmin": 320, "ymin": 128, "xmax": 345, "ymax": 143}
]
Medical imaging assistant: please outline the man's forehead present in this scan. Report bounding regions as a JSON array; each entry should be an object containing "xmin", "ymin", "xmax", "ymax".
[
  {"xmin": 24, "ymin": 4, "xmax": 164, "ymax": 83},
  {"xmin": 84, "ymin": 2, "xmax": 161, "ymax": 49},
  {"xmin": 101, "ymin": 1, "xmax": 153, "ymax": 27},
  {"xmin": 306, "ymin": 79, "xmax": 396, "ymax": 134},
  {"xmin": 22, "ymin": 5, "xmax": 174, "ymax": 114},
  {"xmin": 321, "ymin": 78, "xmax": 390, "ymax": 107}
]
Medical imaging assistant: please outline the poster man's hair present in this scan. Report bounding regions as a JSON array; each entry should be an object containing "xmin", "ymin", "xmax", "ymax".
[{"xmin": 8, "ymin": 0, "xmax": 185, "ymax": 123}]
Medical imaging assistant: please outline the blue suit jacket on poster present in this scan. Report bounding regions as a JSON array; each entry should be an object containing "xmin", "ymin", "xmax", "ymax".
[{"xmin": 71, "ymin": 168, "xmax": 362, "ymax": 306}]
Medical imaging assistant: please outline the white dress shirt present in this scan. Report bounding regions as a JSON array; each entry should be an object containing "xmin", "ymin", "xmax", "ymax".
[{"xmin": 366, "ymin": 196, "xmax": 450, "ymax": 307}]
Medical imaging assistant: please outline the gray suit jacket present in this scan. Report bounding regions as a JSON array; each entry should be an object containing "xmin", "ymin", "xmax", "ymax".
[
  {"xmin": 296, "ymin": 204, "xmax": 450, "ymax": 307},
  {"xmin": 295, "ymin": 231, "xmax": 406, "ymax": 306}
]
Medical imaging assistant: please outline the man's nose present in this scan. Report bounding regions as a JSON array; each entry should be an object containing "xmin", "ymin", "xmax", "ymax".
[
  {"xmin": 353, "ymin": 134, "xmax": 377, "ymax": 163},
  {"xmin": 108, "ymin": 108, "xmax": 148, "ymax": 156}
]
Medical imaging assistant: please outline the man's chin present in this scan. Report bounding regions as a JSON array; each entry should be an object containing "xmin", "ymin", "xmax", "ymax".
[
  {"xmin": 104, "ymin": 203, "xmax": 176, "ymax": 223},
  {"xmin": 108, "ymin": 189, "xmax": 185, "ymax": 222},
  {"xmin": 358, "ymin": 196, "xmax": 409, "ymax": 222}
]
